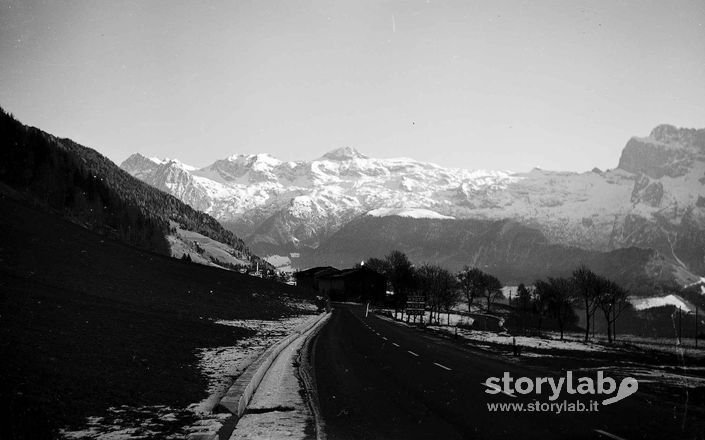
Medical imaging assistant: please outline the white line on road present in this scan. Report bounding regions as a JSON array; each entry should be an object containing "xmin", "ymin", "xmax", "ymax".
[
  {"xmin": 392, "ymin": 343, "xmax": 400, "ymax": 347},
  {"xmin": 382, "ymin": 337, "xmax": 388, "ymax": 341},
  {"xmin": 433, "ymin": 362, "xmax": 452, "ymax": 371},
  {"xmin": 407, "ymin": 350, "xmax": 419, "ymax": 357},
  {"xmin": 594, "ymin": 429, "xmax": 628, "ymax": 440}
]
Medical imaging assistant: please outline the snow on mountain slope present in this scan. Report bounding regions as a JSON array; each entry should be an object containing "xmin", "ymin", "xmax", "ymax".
[
  {"xmin": 367, "ymin": 207, "xmax": 455, "ymax": 219},
  {"xmin": 630, "ymin": 294, "xmax": 695, "ymax": 313},
  {"xmin": 167, "ymin": 223, "xmax": 251, "ymax": 269},
  {"xmin": 121, "ymin": 126, "xmax": 705, "ymax": 280}
]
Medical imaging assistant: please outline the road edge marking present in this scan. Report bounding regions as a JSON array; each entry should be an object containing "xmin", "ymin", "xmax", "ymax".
[{"xmin": 594, "ymin": 429, "xmax": 628, "ymax": 440}]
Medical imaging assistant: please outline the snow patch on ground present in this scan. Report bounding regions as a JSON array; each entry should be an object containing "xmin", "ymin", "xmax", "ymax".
[
  {"xmin": 381, "ymin": 310, "xmax": 476, "ymax": 327},
  {"xmin": 196, "ymin": 314, "xmax": 315, "ymax": 400},
  {"xmin": 432, "ymin": 326, "xmax": 613, "ymax": 353},
  {"xmin": 59, "ymin": 405, "xmax": 201, "ymax": 439},
  {"xmin": 60, "ymin": 313, "xmax": 316, "ymax": 439},
  {"xmin": 383, "ymin": 310, "xmax": 705, "ymax": 359},
  {"xmin": 377, "ymin": 310, "xmax": 610, "ymax": 354}
]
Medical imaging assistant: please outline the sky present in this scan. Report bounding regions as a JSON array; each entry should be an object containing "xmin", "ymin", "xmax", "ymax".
[{"xmin": 1, "ymin": 0, "xmax": 704, "ymax": 172}]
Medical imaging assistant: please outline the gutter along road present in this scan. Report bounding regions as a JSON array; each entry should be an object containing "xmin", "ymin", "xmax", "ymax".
[{"xmin": 312, "ymin": 303, "xmax": 703, "ymax": 440}]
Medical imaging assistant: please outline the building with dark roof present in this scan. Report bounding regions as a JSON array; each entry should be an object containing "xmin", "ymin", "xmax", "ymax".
[
  {"xmin": 317, "ymin": 266, "xmax": 386, "ymax": 302},
  {"xmin": 294, "ymin": 266, "xmax": 340, "ymax": 291}
]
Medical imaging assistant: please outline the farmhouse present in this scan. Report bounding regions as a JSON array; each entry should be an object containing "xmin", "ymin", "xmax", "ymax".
[
  {"xmin": 317, "ymin": 266, "xmax": 386, "ymax": 302},
  {"xmin": 294, "ymin": 266, "xmax": 341, "ymax": 290}
]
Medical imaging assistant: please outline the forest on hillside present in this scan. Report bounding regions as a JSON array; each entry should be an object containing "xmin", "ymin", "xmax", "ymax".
[{"xmin": 0, "ymin": 107, "xmax": 262, "ymax": 265}]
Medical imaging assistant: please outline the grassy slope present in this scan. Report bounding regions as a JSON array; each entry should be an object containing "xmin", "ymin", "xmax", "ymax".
[{"xmin": 0, "ymin": 190, "xmax": 315, "ymax": 439}]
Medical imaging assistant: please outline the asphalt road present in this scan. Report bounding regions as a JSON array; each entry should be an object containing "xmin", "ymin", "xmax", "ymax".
[{"xmin": 312, "ymin": 303, "xmax": 704, "ymax": 440}]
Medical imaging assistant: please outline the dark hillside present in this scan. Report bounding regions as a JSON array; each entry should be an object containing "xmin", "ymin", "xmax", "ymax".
[
  {"xmin": 0, "ymin": 107, "xmax": 270, "ymax": 269},
  {"xmin": 0, "ymin": 190, "xmax": 315, "ymax": 439},
  {"xmin": 304, "ymin": 215, "xmax": 662, "ymax": 289}
]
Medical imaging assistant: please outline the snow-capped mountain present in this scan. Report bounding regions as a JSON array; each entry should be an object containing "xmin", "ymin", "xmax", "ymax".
[{"xmin": 121, "ymin": 125, "xmax": 705, "ymax": 283}]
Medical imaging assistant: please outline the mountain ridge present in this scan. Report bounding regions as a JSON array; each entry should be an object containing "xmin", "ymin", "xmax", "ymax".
[{"xmin": 121, "ymin": 124, "xmax": 705, "ymax": 284}]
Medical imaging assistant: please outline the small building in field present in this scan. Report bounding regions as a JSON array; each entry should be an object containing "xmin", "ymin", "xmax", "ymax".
[
  {"xmin": 317, "ymin": 266, "xmax": 386, "ymax": 302},
  {"xmin": 294, "ymin": 266, "xmax": 340, "ymax": 290}
]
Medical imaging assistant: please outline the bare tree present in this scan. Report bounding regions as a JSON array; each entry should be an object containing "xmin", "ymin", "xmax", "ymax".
[
  {"xmin": 363, "ymin": 257, "xmax": 389, "ymax": 275},
  {"xmin": 383, "ymin": 250, "xmax": 416, "ymax": 318},
  {"xmin": 416, "ymin": 264, "xmax": 435, "ymax": 323},
  {"xmin": 457, "ymin": 267, "xmax": 503, "ymax": 313},
  {"xmin": 438, "ymin": 269, "xmax": 460, "ymax": 325},
  {"xmin": 547, "ymin": 277, "xmax": 578, "ymax": 341},
  {"xmin": 532, "ymin": 280, "xmax": 551, "ymax": 335},
  {"xmin": 517, "ymin": 283, "xmax": 531, "ymax": 312},
  {"xmin": 417, "ymin": 264, "xmax": 458, "ymax": 325},
  {"xmin": 457, "ymin": 266, "xmax": 485, "ymax": 313},
  {"xmin": 572, "ymin": 265, "xmax": 600, "ymax": 342},
  {"xmin": 596, "ymin": 278, "xmax": 630, "ymax": 343},
  {"xmin": 484, "ymin": 273, "xmax": 503, "ymax": 313}
]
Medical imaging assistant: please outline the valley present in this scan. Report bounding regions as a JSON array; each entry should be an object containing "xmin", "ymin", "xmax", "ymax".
[
  {"xmin": 122, "ymin": 126, "xmax": 705, "ymax": 288},
  {"xmin": 3, "ymin": 2, "xmax": 704, "ymax": 438}
]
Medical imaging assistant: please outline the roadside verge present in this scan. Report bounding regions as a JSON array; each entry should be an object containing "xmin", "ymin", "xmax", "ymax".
[{"xmin": 187, "ymin": 311, "xmax": 329, "ymax": 440}]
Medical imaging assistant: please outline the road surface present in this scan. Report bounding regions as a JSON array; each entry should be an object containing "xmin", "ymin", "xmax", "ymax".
[{"xmin": 312, "ymin": 304, "xmax": 704, "ymax": 440}]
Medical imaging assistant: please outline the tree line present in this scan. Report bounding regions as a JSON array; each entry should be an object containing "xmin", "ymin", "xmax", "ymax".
[
  {"xmin": 363, "ymin": 250, "xmax": 498, "ymax": 325},
  {"xmin": 364, "ymin": 250, "xmax": 632, "ymax": 343}
]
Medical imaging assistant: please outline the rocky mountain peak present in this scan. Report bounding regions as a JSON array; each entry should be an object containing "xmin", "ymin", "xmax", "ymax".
[
  {"xmin": 649, "ymin": 124, "xmax": 680, "ymax": 142},
  {"xmin": 226, "ymin": 153, "xmax": 281, "ymax": 164},
  {"xmin": 320, "ymin": 146, "xmax": 368, "ymax": 161},
  {"xmin": 617, "ymin": 124, "xmax": 705, "ymax": 179},
  {"xmin": 121, "ymin": 152, "xmax": 152, "ymax": 167},
  {"xmin": 649, "ymin": 124, "xmax": 705, "ymax": 152},
  {"xmin": 120, "ymin": 153, "xmax": 160, "ymax": 179}
]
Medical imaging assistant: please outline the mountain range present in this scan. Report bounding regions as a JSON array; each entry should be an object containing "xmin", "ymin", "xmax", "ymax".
[{"xmin": 121, "ymin": 125, "xmax": 705, "ymax": 289}]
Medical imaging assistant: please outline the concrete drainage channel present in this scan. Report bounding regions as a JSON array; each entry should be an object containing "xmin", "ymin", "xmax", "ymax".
[
  {"xmin": 188, "ymin": 311, "xmax": 331, "ymax": 440},
  {"xmin": 297, "ymin": 322, "xmax": 327, "ymax": 440}
]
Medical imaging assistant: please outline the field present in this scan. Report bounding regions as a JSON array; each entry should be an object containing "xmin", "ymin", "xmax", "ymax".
[{"xmin": 0, "ymin": 191, "xmax": 316, "ymax": 439}]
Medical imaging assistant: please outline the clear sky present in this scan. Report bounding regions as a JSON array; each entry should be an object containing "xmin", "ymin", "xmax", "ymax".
[{"xmin": 1, "ymin": 0, "xmax": 704, "ymax": 172}]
